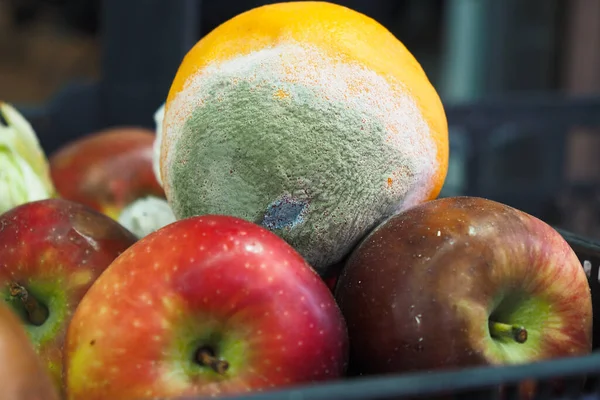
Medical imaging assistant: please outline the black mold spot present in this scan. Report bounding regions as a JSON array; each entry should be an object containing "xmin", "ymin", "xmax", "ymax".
[{"xmin": 260, "ymin": 195, "xmax": 309, "ymax": 231}]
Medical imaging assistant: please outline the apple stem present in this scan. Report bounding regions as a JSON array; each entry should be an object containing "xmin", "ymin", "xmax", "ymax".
[
  {"xmin": 8, "ymin": 283, "xmax": 48, "ymax": 326},
  {"xmin": 196, "ymin": 347, "xmax": 230, "ymax": 375},
  {"xmin": 488, "ymin": 320, "xmax": 528, "ymax": 344}
]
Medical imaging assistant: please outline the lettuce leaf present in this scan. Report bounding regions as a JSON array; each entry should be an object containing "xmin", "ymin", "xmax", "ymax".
[{"xmin": 0, "ymin": 102, "xmax": 55, "ymax": 214}]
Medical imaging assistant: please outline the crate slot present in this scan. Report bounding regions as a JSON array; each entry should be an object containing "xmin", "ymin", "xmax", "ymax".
[
  {"xmin": 502, "ymin": 384, "xmax": 520, "ymax": 400},
  {"xmin": 584, "ymin": 374, "xmax": 600, "ymax": 400},
  {"xmin": 563, "ymin": 376, "xmax": 585, "ymax": 399},
  {"xmin": 533, "ymin": 379, "xmax": 553, "ymax": 400},
  {"xmin": 459, "ymin": 387, "xmax": 502, "ymax": 400}
]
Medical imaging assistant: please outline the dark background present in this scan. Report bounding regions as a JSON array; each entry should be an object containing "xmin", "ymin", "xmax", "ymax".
[{"xmin": 3, "ymin": 0, "xmax": 600, "ymax": 238}]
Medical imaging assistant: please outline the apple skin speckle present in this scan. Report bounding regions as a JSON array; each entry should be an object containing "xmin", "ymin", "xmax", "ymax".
[{"xmin": 64, "ymin": 214, "xmax": 348, "ymax": 399}]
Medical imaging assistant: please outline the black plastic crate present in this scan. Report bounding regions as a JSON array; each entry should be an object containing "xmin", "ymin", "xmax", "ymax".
[{"xmin": 173, "ymin": 228, "xmax": 600, "ymax": 400}]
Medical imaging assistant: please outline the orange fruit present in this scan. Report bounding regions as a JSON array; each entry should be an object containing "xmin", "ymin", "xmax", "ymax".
[{"xmin": 160, "ymin": 1, "xmax": 449, "ymax": 275}]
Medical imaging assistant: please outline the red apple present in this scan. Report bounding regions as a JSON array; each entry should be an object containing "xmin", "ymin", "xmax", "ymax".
[
  {"xmin": 0, "ymin": 198, "xmax": 138, "ymax": 395},
  {"xmin": 64, "ymin": 215, "xmax": 348, "ymax": 399},
  {"xmin": 0, "ymin": 301, "xmax": 60, "ymax": 400},
  {"xmin": 49, "ymin": 126, "xmax": 165, "ymax": 221},
  {"xmin": 334, "ymin": 196, "xmax": 592, "ymax": 391}
]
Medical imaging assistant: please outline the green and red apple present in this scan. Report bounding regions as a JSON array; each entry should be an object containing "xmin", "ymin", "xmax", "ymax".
[
  {"xmin": 65, "ymin": 215, "xmax": 348, "ymax": 400},
  {"xmin": 335, "ymin": 196, "xmax": 592, "ymax": 387},
  {"xmin": 0, "ymin": 198, "xmax": 138, "ymax": 394},
  {"xmin": 0, "ymin": 300, "xmax": 60, "ymax": 400}
]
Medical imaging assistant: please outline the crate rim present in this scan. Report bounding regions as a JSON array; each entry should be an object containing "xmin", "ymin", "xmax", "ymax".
[{"xmin": 177, "ymin": 351, "xmax": 600, "ymax": 400}]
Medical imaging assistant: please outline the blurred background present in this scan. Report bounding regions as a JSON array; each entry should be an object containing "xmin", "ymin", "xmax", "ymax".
[{"xmin": 2, "ymin": 0, "xmax": 600, "ymax": 238}]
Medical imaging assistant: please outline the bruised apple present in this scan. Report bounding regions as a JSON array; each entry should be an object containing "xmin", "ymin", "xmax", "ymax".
[{"xmin": 49, "ymin": 127, "xmax": 165, "ymax": 221}]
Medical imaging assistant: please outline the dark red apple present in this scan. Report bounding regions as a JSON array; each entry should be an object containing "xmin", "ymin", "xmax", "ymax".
[
  {"xmin": 0, "ymin": 301, "xmax": 60, "ymax": 400},
  {"xmin": 65, "ymin": 215, "xmax": 348, "ymax": 399},
  {"xmin": 49, "ymin": 127, "xmax": 165, "ymax": 221},
  {"xmin": 334, "ymin": 196, "xmax": 592, "ymax": 383},
  {"xmin": 0, "ymin": 198, "xmax": 138, "ymax": 394}
]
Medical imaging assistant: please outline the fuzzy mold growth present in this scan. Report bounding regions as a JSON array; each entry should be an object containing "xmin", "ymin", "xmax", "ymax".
[{"xmin": 161, "ymin": 41, "xmax": 444, "ymax": 275}]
